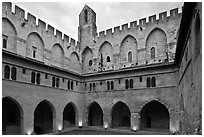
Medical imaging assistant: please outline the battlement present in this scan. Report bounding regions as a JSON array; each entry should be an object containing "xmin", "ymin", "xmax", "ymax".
[
  {"xmin": 2, "ymin": 2, "xmax": 79, "ymax": 47},
  {"xmin": 96, "ymin": 7, "xmax": 182, "ymax": 40}
]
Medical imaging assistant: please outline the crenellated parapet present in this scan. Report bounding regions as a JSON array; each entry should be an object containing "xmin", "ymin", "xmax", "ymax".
[
  {"xmin": 2, "ymin": 2, "xmax": 81, "ymax": 74},
  {"xmin": 96, "ymin": 8, "xmax": 181, "ymax": 41}
]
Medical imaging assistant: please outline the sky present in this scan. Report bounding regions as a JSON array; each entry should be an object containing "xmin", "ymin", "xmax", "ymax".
[{"xmin": 13, "ymin": 2, "xmax": 183, "ymax": 41}]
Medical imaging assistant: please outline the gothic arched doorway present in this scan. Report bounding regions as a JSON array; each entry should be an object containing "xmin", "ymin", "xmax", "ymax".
[
  {"xmin": 111, "ymin": 101, "xmax": 131, "ymax": 128},
  {"xmin": 34, "ymin": 100, "xmax": 55, "ymax": 134},
  {"xmin": 140, "ymin": 100, "xmax": 170, "ymax": 130},
  {"xmin": 63, "ymin": 103, "xmax": 77, "ymax": 129},
  {"xmin": 88, "ymin": 102, "xmax": 103, "ymax": 126},
  {"xmin": 2, "ymin": 97, "xmax": 23, "ymax": 135}
]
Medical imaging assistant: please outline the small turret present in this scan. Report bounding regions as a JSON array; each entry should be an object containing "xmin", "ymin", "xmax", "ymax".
[{"xmin": 78, "ymin": 5, "xmax": 97, "ymax": 52}]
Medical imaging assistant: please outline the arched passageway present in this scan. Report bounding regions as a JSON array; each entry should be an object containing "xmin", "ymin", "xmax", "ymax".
[
  {"xmin": 88, "ymin": 102, "xmax": 103, "ymax": 126},
  {"xmin": 34, "ymin": 100, "xmax": 55, "ymax": 134},
  {"xmin": 2, "ymin": 97, "xmax": 23, "ymax": 135},
  {"xmin": 111, "ymin": 101, "xmax": 131, "ymax": 128},
  {"xmin": 63, "ymin": 103, "xmax": 76, "ymax": 129},
  {"xmin": 140, "ymin": 100, "xmax": 169, "ymax": 130}
]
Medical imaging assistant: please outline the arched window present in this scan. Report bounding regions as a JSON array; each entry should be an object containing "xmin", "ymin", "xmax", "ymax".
[
  {"xmin": 31, "ymin": 72, "xmax": 35, "ymax": 83},
  {"xmin": 36, "ymin": 73, "xmax": 40, "ymax": 84},
  {"xmin": 11, "ymin": 67, "xmax": 17, "ymax": 80},
  {"xmin": 93, "ymin": 83, "xmax": 96, "ymax": 91},
  {"xmin": 90, "ymin": 83, "xmax": 92, "ymax": 91},
  {"xmin": 147, "ymin": 77, "xmax": 151, "ymax": 87},
  {"xmin": 52, "ymin": 76, "xmax": 55, "ymax": 87},
  {"xmin": 128, "ymin": 51, "xmax": 132, "ymax": 62},
  {"xmin": 151, "ymin": 47, "xmax": 155, "ymax": 59},
  {"xmin": 111, "ymin": 81, "xmax": 114, "ymax": 90},
  {"xmin": 3, "ymin": 39, "xmax": 7, "ymax": 48},
  {"xmin": 4, "ymin": 65, "xmax": 10, "ymax": 79},
  {"xmin": 107, "ymin": 81, "xmax": 110, "ymax": 90},
  {"xmin": 56, "ymin": 78, "xmax": 59, "ymax": 88},
  {"xmin": 67, "ymin": 80, "xmax": 70, "ymax": 90},
  {"xmin": 152, "ymin": 77, "xmax": 156, "ymax": 87},
  {"xmin": 84, "ymin": 9, "xmax": 88, "ymax": 23},
  {"xmin": 130, "ymin": 79, "xmax": 133, "ymax": 89},
  {"xmin": 125, "ymin": 79, "xmax": 129, "ymax": 89},
  {"xmin": 71, "ymin": 81, "xmax": 74, "ymax": 90},
  {"xmin": 106, "ymin": 56, "xmax": 111, "ymax": 62},
  {"xmin": 89, "ymin": 60, "xmax": 92, "ymax": 66}
]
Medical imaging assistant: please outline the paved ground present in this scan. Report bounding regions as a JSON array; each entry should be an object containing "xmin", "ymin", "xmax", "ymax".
[{"xmin": 57, "ymin": 127, "xmax": 171, "ymax": 135}]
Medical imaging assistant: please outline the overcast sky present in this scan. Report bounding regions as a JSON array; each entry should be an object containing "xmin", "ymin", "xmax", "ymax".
[{"xmin": 13, "ymin": 2, "xmax": 183, "ymax": 41}]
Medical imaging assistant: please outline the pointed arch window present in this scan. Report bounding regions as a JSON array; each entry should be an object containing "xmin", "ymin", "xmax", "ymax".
[
  {"xmin": 125, "ymin": 79, "xmax": 129, "ymax": 89},
  {"xmin": 84, "ymin": 9, "xmax": 88, "ymax": 23},
  {"xmin": 111, "ymin": 81, "xmax": 114, "ymax": 90},
  {"xmin": 106, "ymin": 56, "xmax": 111, "ymax": 62},
  {"xmin": 52, "ymin": 76, "xmax": 55, "ymax": 87},
  {"xmin": 4, "ymin": 65, "xmax": 10, "ymax": 79},
  {"xmin": 3, "ymin": 39, "xmax": 7, "ymax": 48},
  {"xmin": 11, "ymin": 67, "xmax": 17, "ymax": 80},
  {"xmin": 56, "ymin": 78, "xmax": 59, "ymax": 88},
  {"xmin": 93, "ymin": 83, "xmax": 96, "ymax": 91},
  {"xmin": 107, "ymin": 81, "xmax": 110, "ymax": 90},
  {"xmin": 128, "ymin": 51, "xmax": 132, "ymax": 62},
  {"xmin": 67, "ymin": 80, "xmax": 70, "ymax": 90},
  {"xmin": 152, "ymin": 77, "xmax": 156, "ymax": 87},
  {"xmin": 89, "ymin": 60, "xmax": 92, "ymax": 66},
  {"xmin": 90, "ymin": 83, "xmax": 92, "ymax": 91},
  {"xmin": 71, "ymin": 81, "xmax": 74, "ymax": 90},
  {"xmin": 31, "ymin": 72, "xmax": 35, "ymax": 84},
  {"xmin": 151, "ymin": 47, "xmax": 155, "ymax": 59},
  {"xmin": 36, "ymin": 73, "xmax": 41, "ymax": 84},
  {"xmin": 147, "ymin": 77, "xmax": 151, "ymax": 87},
  {"xmin": 130, "ymin": 79, "xmax": 133, "ymax": 89}
]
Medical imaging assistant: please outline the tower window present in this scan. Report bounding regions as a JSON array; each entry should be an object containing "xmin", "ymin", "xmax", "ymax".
[
  {"xmin": 11, "ymin": 67, "xmax": 17, "ymax": 80},
  {"xmin": 151, "ymin": 47, "xmax": 155, "ymax": 59},
  {"xmin": 89, "ymin": 60, "xmax": 92, "ymax": 66},
  {"xmin": 100, "ymin": 81, "xmax": 103, "ymax": 85},
  {"xmin": 32, "ymin": 46, "xmax": 37, "ymax": 58},
  {"xmin": 84, "ymin": 9, "xmax": 88, "ymax": 23},
  {"xmin": 128, "ymin": 51, "xmax": 132, "ymax": 62},
  {"xmin": 3, "ymin": 39, "xmax": 7, "ymax": 48},
  {"xmin": 4, "ymin": 65, "xmax": 10, "ymax": 79},
  {"xmin": 71, "ymin": 81, "xmax": 74, "ymax": 90},
  {"xmin": 106, "ymin": 56, "xmax": 111, "ymax": 62}
]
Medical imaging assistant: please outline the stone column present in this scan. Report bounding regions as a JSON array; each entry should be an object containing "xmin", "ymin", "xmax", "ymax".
[
  {"xmin": 23, "ymin": 110, "xmax": 34, "ymax": 135},
  {"xmin": 103, "ymin": 112, "xmax": 111, "ymax": 129},
  {"xmin": 169, "ymin": 112, "xmax": 180, "ymax": 133},
  {"xmin": 55, "ymin": 107, "xmax": 63, "ymax": 132},
  {"xmin": 131, "ymin": 112, "xmax": 140, "ymax": 131}
]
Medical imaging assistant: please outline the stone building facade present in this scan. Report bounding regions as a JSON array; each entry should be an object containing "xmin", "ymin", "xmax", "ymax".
[{"xmin": 2, "ymin": 2, "xmax": 201, "ymax": 135}]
